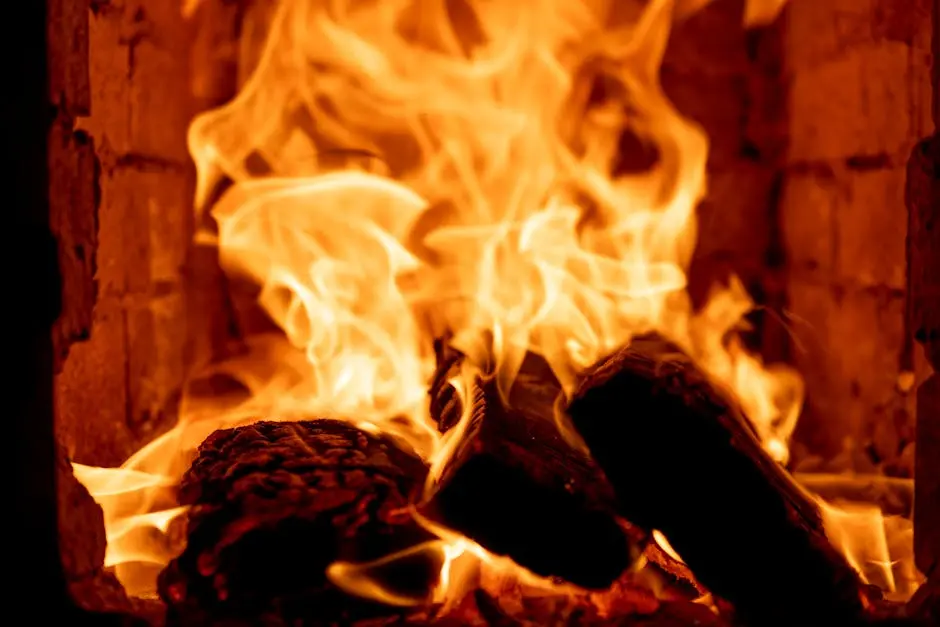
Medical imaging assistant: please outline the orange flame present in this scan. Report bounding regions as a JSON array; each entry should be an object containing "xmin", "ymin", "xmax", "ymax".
[{"xmin": 72, "ymin": 0, "xmax": 917, "ymax": 606}]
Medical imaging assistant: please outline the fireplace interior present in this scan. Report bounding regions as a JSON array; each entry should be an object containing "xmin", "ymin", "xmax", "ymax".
[{"xmin": 14, "ymin": 0, "xmax": 940, "ymax": 625}]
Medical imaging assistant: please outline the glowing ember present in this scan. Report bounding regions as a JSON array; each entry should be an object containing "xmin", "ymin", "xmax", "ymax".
[{"xmin": 72, "ymin": 0, "xmax": 918, "ymax": 606}]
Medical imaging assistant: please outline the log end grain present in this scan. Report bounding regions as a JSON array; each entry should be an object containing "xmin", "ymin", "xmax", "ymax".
[
  {"xmin": 424, "ymin": 349, "xmax": 639, "ymax": 589},
  {"xmin": 568, "ymin": 335, "xmax": 867, "ymax": 627},
  {"xmin": 159, "ymin": 419, "xmax": 436, "ymax": 626}
]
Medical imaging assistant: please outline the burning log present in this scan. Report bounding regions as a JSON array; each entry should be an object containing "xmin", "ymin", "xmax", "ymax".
[
  {"xmin": 567, "ymin": 335, "xmax": 870, "ymax": 627},
  {"xmin": 472, "ymin": 586, "xmax": 727, "ymax": 627},
  {"xmin": 158, "ymin": 419, "xmax": 438, "ymax": 626},
  {"xmin": 422, "ymin": 346, "xmax": 639, "ymax": 590}
]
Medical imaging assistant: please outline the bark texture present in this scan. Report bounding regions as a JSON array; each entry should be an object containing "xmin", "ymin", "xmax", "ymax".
[{"xmin": 159, "ymin": 419, "xmax": 435, "ymax": 626}]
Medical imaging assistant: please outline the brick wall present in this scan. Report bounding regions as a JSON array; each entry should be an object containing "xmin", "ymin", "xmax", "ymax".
[
  {"xmin": 56, "ymin": 1, "xmax": 198, "ymax": 467},
  {"xmin": 51, "ymin": 1, "xmax": 247, "ymax": 610},
  {"xmin": 781, "ymin": 0, "xmax": 935, "ymax": 474}
]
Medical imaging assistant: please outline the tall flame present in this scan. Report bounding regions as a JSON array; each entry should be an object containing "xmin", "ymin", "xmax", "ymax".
[
  {"xmin": 186, "ymin": 0, "xmax": 803, "ymax": 437},
  {"xmin": 72, "ymin": 0, "xmax": 916, "ymax": 605}
]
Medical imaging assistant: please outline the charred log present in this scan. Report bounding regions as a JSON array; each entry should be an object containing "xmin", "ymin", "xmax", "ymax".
[
  {"xmin": 429, "ymin": 337, "xmax": 465, "ymax": 434},
  {"xmin": 472, "ymin": 588, "xmax": 727, "ymax": 627},
  {"xmin": 422, "ymin": 349, "xmax": 639, "ymax": 589},
  {"xmin": 567, "ymin": 335, "xmax": 869, "ymax": 627},
  {"xmin": 158, "ymin": 419, "xmax": 437, "ymax": 627}
]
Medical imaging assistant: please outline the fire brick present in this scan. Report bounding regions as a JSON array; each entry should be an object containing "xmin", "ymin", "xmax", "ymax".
[
  {"xmin": 781, "ymin": 167, "xmax": 838, "ymax": 275},
  {"xmin": 56, "ymin": 1, "xmax": 196, "ymax": 468},
  {"xmin": 834, "ymin": 166, "xmax": 908, "ymax": 290},
  {"xmin": 787, "ymin": 280, "xmax": 908, "ymax": 462},
  {"xmin": 788, "ymin": 40, "xmax": 912, "ymax": 162},
  {"xmin": 56, "ymin": 301, "xmax": 136, "ymax": 467}
]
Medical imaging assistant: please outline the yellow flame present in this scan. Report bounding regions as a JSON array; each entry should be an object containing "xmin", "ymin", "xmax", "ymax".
[
  {"xmin": 326, "ymin": 540, "xmax": 448, "ymax": 607},
  {"xmin": 71, "ymin": 0, "xmax": 915, "ymax": 607},
  {"xmin": 808, "ymin": 481, "xmax": 924, "ymax": 600},
  {"xmin": 818, "ymin": 500, "xmax": 897, "ymax": 593},
  {"xmin": 652, "ymin": 529, "xmax": 684, "ymax": 564}
]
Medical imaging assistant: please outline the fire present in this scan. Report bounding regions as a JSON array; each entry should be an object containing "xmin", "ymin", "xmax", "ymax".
[{"xmin": 72, "ymin": 0, "xmax": 916, "ymax": 607}]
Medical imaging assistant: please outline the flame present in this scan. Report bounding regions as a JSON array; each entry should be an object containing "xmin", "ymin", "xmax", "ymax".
[
  {"xmin": 652, "ymin": 529, "xmax": 684, "ymax": 565},
  {"xmin": 71, "ymin": 0, "xmax": 917, "ymax": 608},
  {"xmin": 810, "ymin": 478, "xmax": 924, "ymax": 601}
]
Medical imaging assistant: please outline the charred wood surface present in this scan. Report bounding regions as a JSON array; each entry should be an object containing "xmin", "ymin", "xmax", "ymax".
[
  {"xmin": 567, "ymin": 336, "xmax": 868, "ymax": 627},
  {"xmin": 158, "ymin": 419, "xmax": 436, "ymax": 626},
  {"xmin": 423, "ymin": 348, "xmax": 639, "ymax": 589},
  {"xmin": 471, "ymin": 589, "xmax": 728, "ymax": 627}
]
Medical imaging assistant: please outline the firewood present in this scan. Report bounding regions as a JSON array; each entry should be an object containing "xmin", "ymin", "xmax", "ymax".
[
  {"xmin": 422, "ymin": 348, "xmax": 640, "ymax": 590},
  {"xmin": 567, "ymin": 335, "xmax": 869, "ymax": 627},
  {"xmin": 158, "ymin": 419, "xmax": 438, "ymax": 627},
  {"xmin": 428, "ymin": 337, "xmax": 465, "ymax": 434},
  {"xmin": 472, "ymin": 586, "xmax": 729, "ymax": 626}
]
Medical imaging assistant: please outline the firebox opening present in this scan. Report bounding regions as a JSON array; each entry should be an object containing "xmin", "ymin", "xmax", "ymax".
[{"xmin": 47, "ymin": 0, "xmax": 937, "ymax": 625}]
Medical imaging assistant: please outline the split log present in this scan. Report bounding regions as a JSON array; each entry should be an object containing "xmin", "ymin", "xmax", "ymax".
[
  {"xmin": 567, "ymin": 335, "xmax": 869, "ymax": 627},
  {"xmin": 421, "ymin": 347, "xmax": 639, "ymax": 589},
  {"xmin": 158, "ymin": 419, "xmax": 438, "ymax": 626}
]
